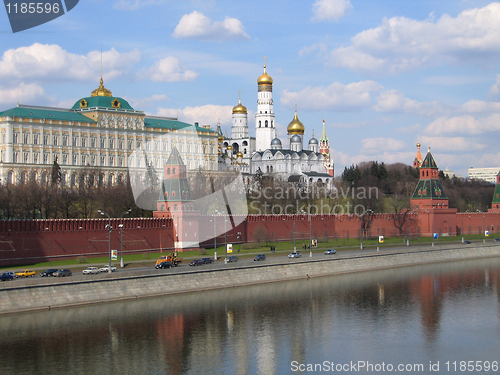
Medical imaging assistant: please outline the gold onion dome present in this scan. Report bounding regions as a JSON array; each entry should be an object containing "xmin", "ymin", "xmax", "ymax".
[
  {"xmin": 91, "ymin": 78, "xmax": 112, "ymax": 97},
  {"xmin": 257, "ymin": 64, "xmax": 273, "ymax": 85},
  {"xmin": 227, "ymin": 145, "xmax": 233, "ymax": 150},
  {"xmin": 218, "ymin": 135, "xmax": 224, "ymax": 142},
  {"xmin": 232, "ymin": 98, "xmax": 247, "ymax": 114},
  {"xmin": 287, "ymin": 111, "xmax": 305, "ymax": 135},
  {"xmin": 237, "ymin": 151, "xmax": 243, "ymax": 158}
]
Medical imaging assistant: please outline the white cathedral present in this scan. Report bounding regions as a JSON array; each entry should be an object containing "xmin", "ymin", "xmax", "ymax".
[{"xmin": 219, "ymin": 62, "xmax": 334, "ymax": 188}]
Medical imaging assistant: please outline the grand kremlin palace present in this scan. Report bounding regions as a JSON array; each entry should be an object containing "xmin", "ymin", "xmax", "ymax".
[{"xmin": 0, "ymin": 79, "xmax": 218, "ymax": 187}]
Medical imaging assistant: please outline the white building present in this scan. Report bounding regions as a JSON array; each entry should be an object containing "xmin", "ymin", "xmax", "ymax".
[
  {"xmin": 0, "ymin": 79, "xmax": 218, "ymax": 186},
  {"xmin": 468, "ymin": 167, "xmax": 500, "ymax": 183}
]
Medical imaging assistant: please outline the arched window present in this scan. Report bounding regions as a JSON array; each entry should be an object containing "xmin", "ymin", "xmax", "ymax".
[
  {"xmin": 173, "ymin": 168, "xmax": 176, "ymax": 174},
  {"xmin": 259, "ymin": 121, "xmax": 261, "ymax": 128},
  {"xmin": 167, "ymin": 168, "xmax": 170, "ymax": 175},
  {"xmin": 174, "ymin": 204, "xmax": 178, "ymax": 211},
  {"xmin": 265, "ymin": 120, "xmax": 268, "ymax": 127}
]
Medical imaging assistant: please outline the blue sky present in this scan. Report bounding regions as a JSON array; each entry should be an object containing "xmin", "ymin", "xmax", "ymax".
[{"xmin": 1, "ymin": 0, "xmax": 500, "ymax": 177}]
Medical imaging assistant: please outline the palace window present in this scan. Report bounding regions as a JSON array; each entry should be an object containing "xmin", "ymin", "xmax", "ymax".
[
  {"xmin": 82, "ymin": 155, "xmax": 87, "ymax": 165},
  {"xmin": 109, "ymin": 138, "xmax": 114, "ymax": 149},
  {"xmin": 73, "ymin": 136, "xmax": 78, "ymax": 147},
  {"xmin": 118, "ymin": 156, "xmax": 124, "ymax": 167},
  {"xmin": 23, "ymin": 133, "xmax": 29, "ymax": 144},
  {"xmin": 43, "ymin": 153, "xmax": 48, "ymax": 164},
  {"xmin": 81, "ymin": 137, "xmax": 87, "ymax": 148},
  {"xmin": 118, "ymin": 139, "xmax": 124, "ymax": 150},
  {"xmin": 43, "ymin": 134, "xmax": 48, "ymax": 145},
  {"xmin": 34, "ymin": 153, "xmax": 39, "ymax": 164},
  {"xmin": 109, "ymin": 156, "xmax": 114, "ymax": 166},
  {"xmin": 91, "ymin": 155, "xmax": 96, "ymax": 166},
  {"xmin": 73, "ymin": 154, "xmax": 77, "ymax": 165},
  {"xmin": 128, "ymin": 139, "xmax": 133, "ymax": 150},
  {"xmin": 23, "ymin": 152, "xmax": 29, "ymax": 164},
  {"xmin": 53, "ymin": 135, "xmax": 58, "ymax": 146},
  {"xmin": 13, "ymin": 133, "xmax": 18, "ymax": 143},
  {"xmin": 101, "ymin": 137, "xmax": 106, "ymax": 148},
  {"xmin": 63, "ymin": 135, "xmax": 68, "ymax": 146},
  {"xmin": 91, "ymin": 137, "xmax": 96, "ymax": 148},
  {"xmin": 62, "ymin": 154, "xmax": 68, "ymax": 165},
  {"xmin": 100, "ymin": 155, "xmax": 105, "ymax": 166}
]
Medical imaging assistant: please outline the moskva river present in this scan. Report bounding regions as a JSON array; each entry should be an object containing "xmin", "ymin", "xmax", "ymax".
[{"xmin": 1, "ymin": 258, "xmax": 500, "ymax": 375}]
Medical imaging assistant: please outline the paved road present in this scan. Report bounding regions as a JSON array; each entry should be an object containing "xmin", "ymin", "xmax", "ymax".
[{"xmin": 1, "ymin": 241, "xmax": 497, "ymax": 290}]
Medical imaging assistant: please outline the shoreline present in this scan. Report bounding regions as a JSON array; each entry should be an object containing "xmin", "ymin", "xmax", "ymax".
[{"xmin": 1, "ymin": 244, "xmax": 500, "ymax": 315}]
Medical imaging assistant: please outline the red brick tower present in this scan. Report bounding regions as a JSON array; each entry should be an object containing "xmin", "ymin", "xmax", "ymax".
[
  {"xmin": 153, "ymin": 147, "xmax": 199, "ymax": 251},
  {"xmin": 319, "ymin": 119, "xmax": 334, "ymax": 177}
]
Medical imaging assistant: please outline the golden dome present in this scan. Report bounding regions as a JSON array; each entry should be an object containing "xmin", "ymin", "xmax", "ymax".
[
  {"xmin": 232, "ymin": 98, "xmax": 247, "ymax": 114},
  {"xmin": 257, "ymin": 64, "xmax": 273, "ymax": 86},
  {"xmin": 236, "ymin": 151, "xmax": 243, "ymax": 158},
  {"xmin": 218, "ymin": 135, "xmax": 224, "ymax": 142},
  {"xmin": 91, "ymin": 78, "xmax": 112, "ymax": 97},
  {"xmin": 227, "ymin": 145, "xmax": 233, "ymax": 150},
  {"xmin": 287, "ymin": 111, "xmax": 305, "ymax": 135}
]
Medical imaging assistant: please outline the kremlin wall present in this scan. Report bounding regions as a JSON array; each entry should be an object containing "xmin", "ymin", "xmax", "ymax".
[{"xmin": 1, "ymin": 147, "xmax": 500, "ymax": 267}]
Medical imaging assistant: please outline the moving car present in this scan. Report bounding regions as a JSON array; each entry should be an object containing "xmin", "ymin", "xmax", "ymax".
[
  {"xmin": 53, "ymin": 269, "xmax": 72, "ymax": 277},
  {"xmin": 225, "ymin": 256, "xmax": 238, "ymax": 263},
  {"xmin": 201, "ymin": 258, "xmax": 214, "ymax": 264},
  {"xmin": 324, "ymin": 249, "xmax": 337, "ymax": 255},
  {"xmin": 288, "ymin": 252, "xmax": 302, "ymax": 258},
  {"xmin": 463, "ymin": 240, "xmax": 472, "ymax": 244},
  {"xmin": 254, "ymin": 254, "xmax": 266, "ymax": 261},
  {"xmin": 494, "ymin": 238, "xmax": 500, "ymax": 242},
  {"xmin": 40, "ymin": 269, "xmax": 59, "ymax": 277},
  {"xmin": 155, "ymin": 261, "xmax": 172, "ymax": 269},
  {"xmin": 189, "ymin": 259, "xmax": 204, "ymax": 266},
  {"xmin": 99, "ymin": 265, "xmax": 117, "ymax": 273},
  {"xmin": 0, "ymin": 272, "xmax": 14, "ymax": 281},
  {"xmin": 82, "ymin": 267, "xmax": 99, "ymax": 275},
  {"xmin": 15, "ymin": 269, "xmax": 35, "ymax": 277}
]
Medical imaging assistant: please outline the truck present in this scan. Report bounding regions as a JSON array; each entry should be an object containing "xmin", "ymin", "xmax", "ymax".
[{"xmin": 155, "ymin": 253, "xmax": 182, "ymax": 267}]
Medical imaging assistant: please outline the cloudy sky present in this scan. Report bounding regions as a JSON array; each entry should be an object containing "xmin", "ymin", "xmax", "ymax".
[{"xmin": 1, "ymin": 0, "xmax": 500, "ymax": 177}]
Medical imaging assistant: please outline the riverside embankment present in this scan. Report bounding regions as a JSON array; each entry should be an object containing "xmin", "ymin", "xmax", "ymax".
[{"xmin": 1, "ymin": 244, "xmax": 500, "ymax": 315}]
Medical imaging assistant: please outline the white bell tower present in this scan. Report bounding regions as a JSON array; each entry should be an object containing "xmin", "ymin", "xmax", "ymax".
[{"xmin": 255, "ymin": 57, "xmax": 276, "ymax": 151}]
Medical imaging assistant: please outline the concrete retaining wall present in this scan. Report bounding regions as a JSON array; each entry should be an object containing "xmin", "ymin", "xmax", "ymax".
[{"xmin": 1, "ymin": 245, "xmax": 500, "ymax": 315}]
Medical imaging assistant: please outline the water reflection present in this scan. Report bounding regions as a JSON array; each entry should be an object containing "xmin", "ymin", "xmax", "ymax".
[{"xmin": 0, "ymin": 258, "xmax": 499, "ymax": 374}]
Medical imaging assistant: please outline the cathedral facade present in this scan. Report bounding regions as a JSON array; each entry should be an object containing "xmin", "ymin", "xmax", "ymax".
[{"xmin": 220, "ymin": 62, "xmax": 334, "ymax": 187}]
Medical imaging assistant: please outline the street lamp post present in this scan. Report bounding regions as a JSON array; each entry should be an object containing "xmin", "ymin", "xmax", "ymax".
[
  {"xmin": 98, "ymin": 210, "xmax": 113, "ymax": 273},
  {"xmin": 309, "ymin": 214, "xmax": 312, "ymax": 258},
  {"xmin": 119, "ymin": 208, "xmax": 131, "ymax": 268},
  {"xmin": 212, "ymin": 217, "xmax": 217, "ymax": 261},
  {"xmin": 483, "ymin": 214, "xmax": 486, "ymax": 243}
]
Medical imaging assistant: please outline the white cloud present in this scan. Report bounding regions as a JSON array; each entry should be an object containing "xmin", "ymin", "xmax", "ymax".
[
  {"xmin": 157, "ymin": 105, "xmax": 234, "ymax": 126},
  {"xmin": 327, "ymin": 3, "xmax": 500, "ymax": 74},
  {"xmin": 460, "ymin": 99, "xmax": 500, "ymax": 113},
  {"xmin": 311, "ymin": 0, "xmax": 352, "ymax": 22},
  {"xmin": 0, "ymin": 83, "xmax": 46, "ymax": 106},
  {"xmin": 0, "ymin": 44, "xmax": 140, "ymax": 83},
  {"xmin": 420, "ymin": 136, "xmax": 487, "ymax": 152},
  {"xmin": 490, "ymin": 74, "xmax": 500, "ymax": 96},
  {"xmin": 129, "ymin": 94, "xmax": 169, "ymax": 110},
  {"xmin": 424, "ymin": 113, "xmax": 500, "ymax": 135},
  {"xmin": 280, "ymin": 80, "xmax": 381, "ymax": 111},
  {"xmin": 144, "ymin": 57, "xmax": 199, "ymax": 82},
  {"xmin": 173, "ymin": 11, "xmax": 250, "ymax": 41},
  {"xmin": 374, "ymin": 90, "xmax": 449, "ymax": 117},
  {"xmin": 361, "ymin": 137, "xmax": 407, "ymax": 154},
  {"xmin": 113, "ymin": 0, "xmax": 168, "ymax": 11}
]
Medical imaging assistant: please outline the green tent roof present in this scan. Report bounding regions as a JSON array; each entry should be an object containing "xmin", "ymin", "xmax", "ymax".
[
  {"xmin": 421, "ymin": 151, "xmax": 438, "ymax": 169},
  {"xmin": 0, "ymin": 105, "xmax": 95, "ymax": 123},
  {"xmin": 412, "ymin": 179, "xmax": 448, "ymax": 200},
  {"xmin": 144, "ymin": 117, "xmax": 215, "ymax": 133},
  {"xmin": 492, "ymin": 184, "xmax": 500, "ymax": 204},
  {"xmin": 158, "ymin": 178, "xmax": 193, "ymax": 202},
  {"xmin": 165, "ymin": 147, "xmax": 184, "ymax": 166}
]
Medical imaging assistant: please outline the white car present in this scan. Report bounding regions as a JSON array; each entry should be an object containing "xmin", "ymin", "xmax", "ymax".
[
  {"xmin": 82, "ymin": 267, "xmax": 99, "ymax": 275},
  {"xmin": 288, "ymin": 252, "xmax": 302, "ymax": 258},
  {"xmin": 99, "ymin": 265, "xmax": 117, "ymax": 273}
]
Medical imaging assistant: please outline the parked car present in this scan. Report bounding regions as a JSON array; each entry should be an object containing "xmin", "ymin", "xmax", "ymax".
[
  {"xmin": 463, "ymin": 240, "xmax": 472, "ymax": 244},
  {"xmin": 324, "ymin": 249, "xmax": 337, "ymax": 255},
  {"xmin": 53, "ymin": 269, "xmax": 72, "ymax": 277},
  {"xmin": 254, "ymin": 254, "xmax": 266, "ymax": 261},
  {"xmin": 201, "ymin": 258, "xmax": 214, "ymax": 264},
  {"xmin": 155, "ymin": 261, "xmax": 172, "ymax": 269},
  {"xmin": 2, "ymin": 271, "xmax": 16, "ymax": 279},
  {"xmin": 15, "ymin": 269, "xmax": 35, "ymax": 277},
  {"xmin": 225, "ymin": 256, "xmax": 238, "ymax": 263},
  {"xmin": 40, "ymin": 269, "xmax": 59, "ymax": 277},
  {"xmin": 494, "ymin": 238, "xmax": 500, "ymax": 242},
  {"xmin": 0, "ymin": 272, "xmax": 14, "ymax": 281},
  {"xmin": 288, "ymin": 252, "xmax": 302, "ymax": 258},
  {"xmin": 82, "ymin": 267, "xmax": 99, "ymax": 275},
  {"xmin": 189, "ymin": 259, "xmax": 204, "ymax": 266},
  {"xmin": 99, "ymin": 265, "xmax": 117, "ymax": 273}
]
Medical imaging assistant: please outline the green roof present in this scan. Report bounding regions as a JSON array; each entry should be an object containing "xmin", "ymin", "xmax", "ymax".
[
  {"xmin": 412, "ymin": 179, "xmax": 448, "ymax": 200},
  {"xmin": 165, "ymin": 147, "xmax": 184, "ymax": 166},
  {"xmin": 71, "ymin": 96, "xmax": 135, "ymax": 111},
  {"xmin": 0, "ymin": 105, "xmax": 95, "ymax": 123},
  {"xmin": 493, "ymin": 184, "xmax": 500, "ymax": 204},
  {"xmin": 421, "ymin": 151, "xmax": 438, "ymax": 169},
  {"xmin": 144, "ymin": 117, "xmax": 215, "ymax": 133}
]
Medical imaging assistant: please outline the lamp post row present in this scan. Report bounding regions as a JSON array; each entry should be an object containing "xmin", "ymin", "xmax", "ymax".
[{"xmin": 98, "ymin": 209, "xmax": 131, "ymax": 271}]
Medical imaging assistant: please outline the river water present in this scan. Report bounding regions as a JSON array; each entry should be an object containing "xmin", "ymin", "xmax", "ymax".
[{"xmin": 0, "ymin": 258, "xmax": 499, "ymax": 375}]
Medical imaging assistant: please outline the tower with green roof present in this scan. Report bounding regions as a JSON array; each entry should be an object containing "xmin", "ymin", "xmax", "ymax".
[
  {"xmin": 153, "ymin": 147, "xmax": 199, "ymax": 251},
  {"xmin": 411, "ymin": 147, "xmax": 457, "ymax": 237},
  {"xmin": 489, "ymin": 171, "xmax": 500, "ymax": 212}
]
